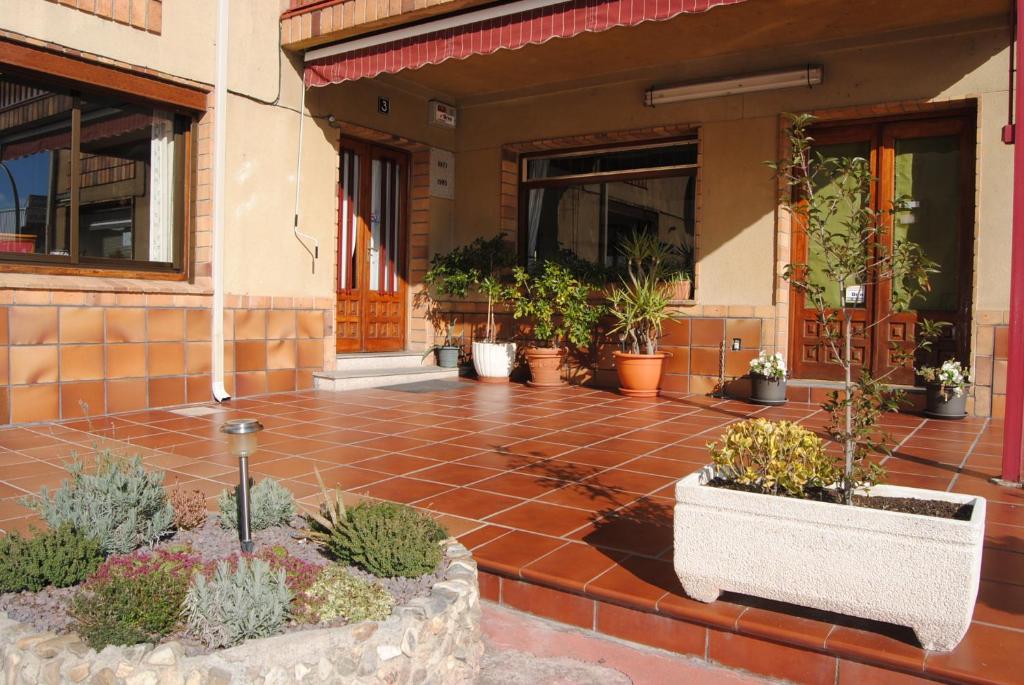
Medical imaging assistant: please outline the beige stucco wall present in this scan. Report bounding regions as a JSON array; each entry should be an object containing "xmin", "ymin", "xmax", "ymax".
[{"xmin": 447, "ymin": 23, "xmax": 1013, "ymax": 309}]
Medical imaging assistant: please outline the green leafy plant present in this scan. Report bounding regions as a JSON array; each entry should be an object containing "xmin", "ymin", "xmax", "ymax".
[
  {"xmin": 772, "ymin": 113, "xmax": 941, "ymax": 503},
  {"xmin": 171, "ymin": 485, "xmax": 208, "ymax": 530},
  {"xmin": 607, "ymin": 230, "xmax": 677, "ymax": 355},
  {"xmin": 709, "ymin": 418, "xmax": 880, "ymax": 498},
  {"xmin": 306, "ymin": 474, "xmax": 447, "ymax": 578},
  {"xmin": 183, "ymin": 557, "xmax": 292, "ymax": 649},
  {"xmin": 506, "ymin": 260, "xmax": 604, "ymax": 348},
  {"xmin": 423, "ymin": 233, "xmax": 516, "ymax": 343},
  {"xmin": 27, "ymin": 454, "xmax": 175, "ymax": 555},
  {"xmin": 71, "ymin": 549, "xmax": 201, "ymax": 649},
  {"xmin": 217, "ymin": 477, "xmax": 295, "ymax": 531},
  {"xmin": 0, "ymin": 524, "xmax": 103, "ymax": 593},
  {"xmin": 306, "ymin": 565, "xmax": 395, "ymax": 623}
]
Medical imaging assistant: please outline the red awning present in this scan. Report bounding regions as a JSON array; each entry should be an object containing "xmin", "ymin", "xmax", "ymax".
[{"xmin": 305, "ymin": 0, "xmax": 747, "ymax": 87}]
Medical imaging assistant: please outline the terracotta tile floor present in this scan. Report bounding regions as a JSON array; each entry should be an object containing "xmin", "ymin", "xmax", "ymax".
[{"xmin": 0, "ymin": 381, "xmax": 1021, "ymax": 684}]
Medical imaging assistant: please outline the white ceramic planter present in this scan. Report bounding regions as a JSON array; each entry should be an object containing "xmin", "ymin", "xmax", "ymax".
[
  {"xmin": 472, "ymin": 340, "xmax": 515, "ymax": 382},
  {"xmin": 674, "ymin": 466, "xmax": 986, "ymax": 652}
]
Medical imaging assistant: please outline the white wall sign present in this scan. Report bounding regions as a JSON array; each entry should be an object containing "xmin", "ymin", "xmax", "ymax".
[
  {"xmin": 430, "ymin": 148, "xmax": 455, "ymax": 200},
  {"xmin": 429, "ymin": 100, "xmax": 457, "ymax": 128}
]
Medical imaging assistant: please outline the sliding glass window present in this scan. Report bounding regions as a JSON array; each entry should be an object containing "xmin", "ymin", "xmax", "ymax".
[
  {"xmin": 0, "ymin": 74, "xmax": 190, "ymax": 272},
  {"xmin": 520, "ymin": 139, "xmax": 698, "ymax": 271}
]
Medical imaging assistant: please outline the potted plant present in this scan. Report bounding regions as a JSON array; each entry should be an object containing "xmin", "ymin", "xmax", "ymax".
[
  {"xmin": 608, "ymin": 231, "xmax": 675, "ymax": 397},
  {"xmin": 424, "ymin": 234, "xmax": 517, "ymax": 383},
  {"xmin": 506, "ymin": 260, "xmax": 603, "ymax": 387},
  {"xmin": 673, "ymin": 114, "xmax": 984, "ymax": 653},
  {"xmin": 918, "ymin": 359, "xmax": 971, "ymax": 419},
  {"xmin": 421, "ymin": 314, "xmax": 462, "ymax": 369},
  {"xmin": 748, "ymin": 350, "xmax": 787, "ymax": 405}
]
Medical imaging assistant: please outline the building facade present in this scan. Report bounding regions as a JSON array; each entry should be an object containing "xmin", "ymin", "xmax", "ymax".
[{"xmin": 0, "ymin": 0, "xmax": 1017, "ymax": 424}]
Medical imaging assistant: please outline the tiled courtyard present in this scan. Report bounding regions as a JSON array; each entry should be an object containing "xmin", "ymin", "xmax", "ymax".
[{"xmin": 0, "ymin": 381, "xmax": 1020, "ymax": 684}]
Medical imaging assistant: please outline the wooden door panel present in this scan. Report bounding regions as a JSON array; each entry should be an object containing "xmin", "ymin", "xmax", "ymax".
[
  {"xmin": 336, "ymin": 142, "xmax": 408, "ymax": 354},
  {"xmin": 789, "ymin": 113, "xmax": 975, "ymax": 385}
]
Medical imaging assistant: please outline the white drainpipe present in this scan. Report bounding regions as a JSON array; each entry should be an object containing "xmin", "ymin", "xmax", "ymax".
[{"xmin": 210, "ymin": 0, "xmax": 231, "ymax": 402}]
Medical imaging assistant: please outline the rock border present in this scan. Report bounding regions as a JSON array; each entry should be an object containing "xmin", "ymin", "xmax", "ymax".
[{"xmin": 0, "ymin": 541, "xmax": 482, "ymax": 684}]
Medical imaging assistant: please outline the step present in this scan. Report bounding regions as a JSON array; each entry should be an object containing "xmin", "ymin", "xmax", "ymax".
[
  {"xmin": 334, "ymin": 351, "xmax": 430, "ymax": 371},
  {"xmin": 313, "ymin": 365, "xmax": 459, "ymax": 392},
  {"xmin": 788, "ymin": 378, "xmax": 925, "ymax": 393}
]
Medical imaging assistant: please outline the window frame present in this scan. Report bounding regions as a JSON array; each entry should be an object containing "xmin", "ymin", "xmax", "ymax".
[
  {"xmin": 517, "ymin": 137, "xmax": 699, "ymax": 268},
  {"xmin": 0, "ymin": 41, "xmax": 203, "ymax": 281}
]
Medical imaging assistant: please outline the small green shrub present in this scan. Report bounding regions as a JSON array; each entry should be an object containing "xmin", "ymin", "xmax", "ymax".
[
  {"xmin": 306, "ymin": 565, "xmax": 394, "ymax": 623},
  {"xmin": 709, "ymin": 419, "xmax": 848, "ymax": 498},
  {"xmin": 183, "ymin": 557, "xmax": 291, "ymax": 648},
  {"xmin": 28, "ymin": 454, "xmax": 174, "ymax": 555},
  {"xmin": 217, "ymin": 478, "xmax": 295, "ymax": 531},
  {"xmin": 0, "ymin": 524, "xmax": 103, "ymax": 593},
  {"xmin": 71, "ymin": 549, "xmax": 201, "ymax": 650},
  {"xmin": 310, "ymin": 499, "xmax": 447, "ymax": 578}
]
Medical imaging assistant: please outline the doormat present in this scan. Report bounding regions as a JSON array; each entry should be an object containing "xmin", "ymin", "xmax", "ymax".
[{"xmin": 384, "ymin": 379, "xmax": 466, "ymax": 393}]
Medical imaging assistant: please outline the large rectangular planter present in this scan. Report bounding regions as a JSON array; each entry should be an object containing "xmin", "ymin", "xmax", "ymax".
[{"xmin": 673, "ymin": 466, "xmax": 986, "ymax": 652}]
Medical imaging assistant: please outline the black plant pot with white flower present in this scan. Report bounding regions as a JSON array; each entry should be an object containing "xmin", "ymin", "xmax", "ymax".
[{"xmin": 748, "ymin": 351, "xmax": 788, "ymax": 405}]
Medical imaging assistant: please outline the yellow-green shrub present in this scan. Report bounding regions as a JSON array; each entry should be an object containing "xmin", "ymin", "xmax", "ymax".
[{"xmin": 709, "ymin": 419, "xmax": 843, "ymax": 498}]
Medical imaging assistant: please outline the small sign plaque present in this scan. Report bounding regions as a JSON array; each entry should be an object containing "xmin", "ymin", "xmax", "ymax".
[
  {"xmin": 377, "ymin": 97, "xmax": 390, "ymax": 115},
  {"xmin": 429, "ymin": 148, "xmax": 455, "ymax": 200},
  {"xmin": 429, "ymin": 100, "xmax": 457, "ymax": 128}
]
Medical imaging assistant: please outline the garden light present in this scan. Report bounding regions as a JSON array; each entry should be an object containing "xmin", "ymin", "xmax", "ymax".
[{"xmin": 221, "ymin": 418, "xmax": 264, "ymax": 552}]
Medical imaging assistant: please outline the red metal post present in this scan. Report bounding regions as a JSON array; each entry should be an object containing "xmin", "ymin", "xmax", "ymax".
[{"xmin": 1002, "ymin": 0, "xmax": 1024, "ymax": 483}]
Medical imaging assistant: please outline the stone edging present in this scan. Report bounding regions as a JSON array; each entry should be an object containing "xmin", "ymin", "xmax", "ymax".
[{"xmin": 0, "ymin": 541, "xmax": 482, "ymax": 684}]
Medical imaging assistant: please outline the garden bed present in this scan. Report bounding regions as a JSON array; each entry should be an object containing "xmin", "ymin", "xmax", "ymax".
[
  {"xmin": 0, "ymin": 456, "xmax": 482, "ymax": 684},
  {"xmin": 0, "ymin": 538, "xmax": 481, "ymax": 685}
]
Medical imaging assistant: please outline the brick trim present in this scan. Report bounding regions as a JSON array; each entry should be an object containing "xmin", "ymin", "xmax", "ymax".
[{"xmin": 45, "ymin": 0, "xmax": 163, "ymax": 34}]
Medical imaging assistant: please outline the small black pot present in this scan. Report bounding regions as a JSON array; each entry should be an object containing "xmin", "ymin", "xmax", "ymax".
[
  {"xmin": 924, "ymin": 383, "xmax": 968, "ymax": 419},
  {"xmin": 436, "ymin": 346, "xmax": 460, "ymax": 368},
  {"xmin": 750, "ymin": 373, "xmax": 788, "ymax": 405}
]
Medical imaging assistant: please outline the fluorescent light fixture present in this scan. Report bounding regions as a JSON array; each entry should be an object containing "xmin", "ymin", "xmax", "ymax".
[{"xmin": 644, "ymin": 65, "xmax": 823, "ymax": 106}]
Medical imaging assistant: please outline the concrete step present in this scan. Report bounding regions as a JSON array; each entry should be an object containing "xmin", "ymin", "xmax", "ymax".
[
  {"xmin": 313, "ymin": 365, "xmax": 459, "ymax": 392},
  {"xmin": 335, "ymin": 351, "xmax": 428, "ymax": 371}
]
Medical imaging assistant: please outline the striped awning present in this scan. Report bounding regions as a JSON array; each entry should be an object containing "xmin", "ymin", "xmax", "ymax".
[{"xmin": 304, "ymin": 0, "xmax": 747, "ymax": 87}]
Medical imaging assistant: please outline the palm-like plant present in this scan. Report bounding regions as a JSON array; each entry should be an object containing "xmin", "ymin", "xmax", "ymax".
[{"xmin": 607, "ymin": 230, "xmax": 675, "ymax": 354}]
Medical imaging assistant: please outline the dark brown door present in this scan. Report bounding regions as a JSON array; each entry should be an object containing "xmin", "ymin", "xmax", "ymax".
[
  {"xmin": 336, "ymin": 140, "xmax": 408, "ymax": 353},
  {"xmin": 790, "ymin": 114, "xmax": 975, "ymax": 384}
]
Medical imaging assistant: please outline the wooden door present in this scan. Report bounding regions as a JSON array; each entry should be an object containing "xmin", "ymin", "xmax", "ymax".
[
  {"xmin": 790, "ymin": 113, "xmax": 975, "ymax": 384},
  {"xmin": 336, "ymin": 141, "xmax": 408, "ymax": 353},
  {"xmin": 790, "ymin": 126, "xmax": 878, "ymax": 381}
]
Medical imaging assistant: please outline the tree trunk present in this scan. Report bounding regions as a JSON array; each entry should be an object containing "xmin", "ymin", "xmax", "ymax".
[{"xmin": 843, "ymin": 308, "xmax": 855, "ymax": 504}]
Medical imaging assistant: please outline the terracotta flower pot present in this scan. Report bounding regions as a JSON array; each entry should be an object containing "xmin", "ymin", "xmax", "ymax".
[
  {"xmin": 613, "ymin": 350, "xmax": 671, "ymax": 397},
  {"xmin": 525, "ymin": 347, "xmax": 566, "ymax": 387},
  {"xmin": 669, "ymin": 279, "xmax": 692, "ymax": 302}
]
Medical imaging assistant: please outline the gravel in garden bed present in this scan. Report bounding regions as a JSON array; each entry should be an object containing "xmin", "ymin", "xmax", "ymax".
[{"xmin": 0, "ymin": 514, "xmax": 450, "ymax": 638}]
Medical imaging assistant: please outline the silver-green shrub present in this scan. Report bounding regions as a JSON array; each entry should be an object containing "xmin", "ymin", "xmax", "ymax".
[
  {"xmin": 306, "ymin": 566, "xmax": 395, "ymax": 623},
  {"xmin": 29, "ymin": 454, "xmax": 174, "ymax": 555},
  {"xmin": 217, "ymin": 478, "xmax": 295, "ymax": 531},
  {"xmin": 183, "ymin": 558, "xmax": 292, "ymax": 648}
]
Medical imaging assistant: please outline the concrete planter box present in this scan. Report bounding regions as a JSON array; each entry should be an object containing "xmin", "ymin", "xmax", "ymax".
[
  {"xmin": 674, "ymin": 466, "xmax": 986, "ymax": 652},
  {"xmin": 0, "ymin": 542, "xmax": 482, "ymax": 684}
]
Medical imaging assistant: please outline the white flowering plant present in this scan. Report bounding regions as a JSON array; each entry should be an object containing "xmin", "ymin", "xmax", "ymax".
[
  {"xmin": 918, "ymin": 360, "xmax": 971, "ymax": 398},
  {"xmin": 749, "ymin": 351, "xmax": 787, "ymax": 380}
]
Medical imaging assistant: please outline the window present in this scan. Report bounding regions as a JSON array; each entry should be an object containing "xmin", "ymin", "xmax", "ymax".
[
  {"xmin": 0, "ymin": 73, "xmax": 191, "ymax": 272},
  {"xmin": 520, "ymin": 139, "xmax": 697, "ymax": 271}
]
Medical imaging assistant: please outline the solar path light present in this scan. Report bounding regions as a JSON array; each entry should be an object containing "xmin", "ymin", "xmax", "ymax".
[{"xmin": 220, "ymin": 418, "xmax": 264, "ymax": 552}]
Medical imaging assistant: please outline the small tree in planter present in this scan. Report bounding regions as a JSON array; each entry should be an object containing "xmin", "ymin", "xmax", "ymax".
[
  {"xmin": 424, "ymin": 234, "xmax": 517, "ymax": 382},
  {"xmin": 774, "ymin": 113, "xmax": 942, "ymax": 503},
  {"xmin": 607, "ymin": 231, "xmax": 675, "ymax": 397},
  {"xmin": 918, "ymin": 359, "xmax": 971, "ymax": 419},
  {"xmin": 672, "ymin": 114, "xmax": 985, "ymax": 654},
  {"xmin": 506, "ymin": 260, "xmax": 604, "ymax": 387},
  {"xmin": 748, "ymin": 351, "xmax": 788, "ymax": 405}
]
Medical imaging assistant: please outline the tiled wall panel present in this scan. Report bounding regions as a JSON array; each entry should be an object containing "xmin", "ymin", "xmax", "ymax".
[{"xmin": 0, "ymin": 296, "xmax": 331, "ymax": 425}]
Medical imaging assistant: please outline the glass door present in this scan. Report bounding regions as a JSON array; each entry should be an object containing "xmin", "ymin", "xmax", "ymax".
[
  {"xmin": 336, "ymin": 140, "xmax": 408, "ymax": 353},
  {"xmin": 790, "ymin": 114, "xmax": 974, "ymax": 384}
]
